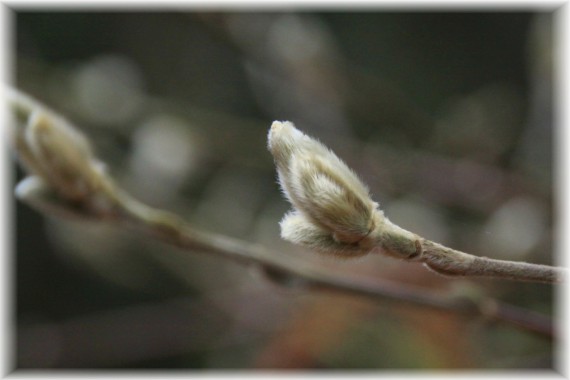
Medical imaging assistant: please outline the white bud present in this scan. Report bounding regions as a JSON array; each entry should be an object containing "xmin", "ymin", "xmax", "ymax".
[
  {"xmin": 280, "ymin": 211, "xmax": 369, "ymax": 257},
  {"xmin": 268, "ymin": 121, "xmax": 422, "ymax": 260},
  {"xmin": 268, "ymin": 121, "xmax": 378, "ymax": 254},
  {"xmin": 24, "ymin": 111, "xmax": 95, "ymax": 200},
  {"xmin": 8, "ymin": 89, "xmax": 117, "ymax": 214},
  {"xmin": 15, "ymin": 176, "xmax": 100, "ymax": 220},
  {"xmin": 289, "ymin": 153, "xmax": 375, "ymax": 243}
]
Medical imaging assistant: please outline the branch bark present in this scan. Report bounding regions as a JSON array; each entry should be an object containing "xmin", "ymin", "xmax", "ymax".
[
  {"xmin": 267, "ymin": 121, "xmax": 564, "ymax": 284},
  {"xmin": 8, "ymin": 87, "xmax": 558, "ymax": 339},
  {"xmin": 113, "ymin": 194, "xmax": 557, "ymax": 338},
  {"xmin": 420, "ymin": 240, "xmax": 563, "ymax": 283}
]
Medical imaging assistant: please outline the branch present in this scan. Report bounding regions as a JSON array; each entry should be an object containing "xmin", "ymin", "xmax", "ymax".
[
  {"xmin": 421, "ymin": 240, "xmax": 562, "ymax": 283},
  {"xmin": 267, "ymin": 121, "xmax": 564, "ymax": 284},
  {"xmin": 7, "ymin": 87, "xmax": 556, "ymax": 338}
]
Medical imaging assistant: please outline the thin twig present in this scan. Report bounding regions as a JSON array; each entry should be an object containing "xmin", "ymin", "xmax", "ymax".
[
  {"xmin": 420, "ymin": 240, "xmax": 563, "ymax": 283},
  {"xmin": 8, "ymin": 87, "xmax": 556, "ymax": 339},
  {"xmin": 114, "ymin": 194, "xmax": 555, "ymax": 338},
  {"xmin": 267, "ymin": 121, "xmax": 565, "ymax": 284}
]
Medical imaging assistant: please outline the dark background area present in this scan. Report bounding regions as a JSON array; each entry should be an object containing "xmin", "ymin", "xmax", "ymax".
[{"xmin": 13, "ymin": 10, "xmax": 555, "ymax": 370}]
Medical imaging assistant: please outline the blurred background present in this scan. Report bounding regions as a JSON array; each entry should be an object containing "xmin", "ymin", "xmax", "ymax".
[{"xmin": 12, "ymin": 10, "xmax": 555, "ymax": 369}]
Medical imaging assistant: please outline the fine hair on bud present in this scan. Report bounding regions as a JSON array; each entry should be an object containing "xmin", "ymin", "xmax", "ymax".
[
  {"xmin": 268, "ymin": 121, "xmax": 423, "ymax": 261},
  {"xmin": 8, "ymin": 89, "xmax": 116, "ymax": 210},
  {"xmin": 268, "ymin": 121, "xmax": 380, "ymax": 256},
  {"xmin": 280, "ymin": 211, "xmax": 370, "ymax": 257},
  {"xmin": 290, "ymin": 153, "xmax": 375, "ymax": 243}
]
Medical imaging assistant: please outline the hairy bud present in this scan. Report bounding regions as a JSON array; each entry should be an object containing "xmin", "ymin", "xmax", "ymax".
[
  {"xmin": 8, "ymin": 89, "xmax": 117, "ymax": 216},
  {"xmin": 268, "ymin": 121, "xmax": 422, "ymax": 260}
]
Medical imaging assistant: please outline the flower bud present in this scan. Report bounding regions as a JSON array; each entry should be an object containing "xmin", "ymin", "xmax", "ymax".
[
  {"xmin": 280, "ymin": 211, "xmax": 369, "ymax": 257},
  {"xmin": 24, "ymin": 111, "xmax": 100, "ymax": 201},
  {"xmin": 9, "ymin": 89, "xmax": 116, "ymax": 214},
  {"xmin": 268, "ymin": 121, "xmax": 377, "ymax": 254},
  {"xmin": 268, "ymin": 121, "xmax": 422, "ymax": 260},
  {"xmin": 289, "ymin": 153, "xmax": 375, "ymax": 243}
]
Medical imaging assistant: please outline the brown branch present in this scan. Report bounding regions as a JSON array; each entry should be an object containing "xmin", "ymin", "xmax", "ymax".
[
  {"xmin": 421, "ymin": 240, "xmax": 563, "ymax": 284},
  {"xmin": 115, "ymin": 194, "xmax": 555, "ymax": 338},
  {"xmin": 267, "ymin": 121, "xmax": 564, "ymax": 285},
  {"xmin": 8, "ymin": 87, "xmax": 556, "ymax": 340}
]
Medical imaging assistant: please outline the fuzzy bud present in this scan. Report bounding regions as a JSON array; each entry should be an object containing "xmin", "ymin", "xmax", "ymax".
[
  {"xmin": 268, "ymin": 121, "xmax": 422, "ymax": 260},
  {"xmin": 8, "ymin": 89, "xmax": 117, "ymax": 215}
]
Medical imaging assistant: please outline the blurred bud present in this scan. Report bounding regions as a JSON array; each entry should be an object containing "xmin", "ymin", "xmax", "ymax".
[
  {"xmin": 268, "ymin": 121, "xmax": 421, "ymax": 259},
  {"xmin": 8, "ymin": 88, "xmax": 117, "ymax": 216}
]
